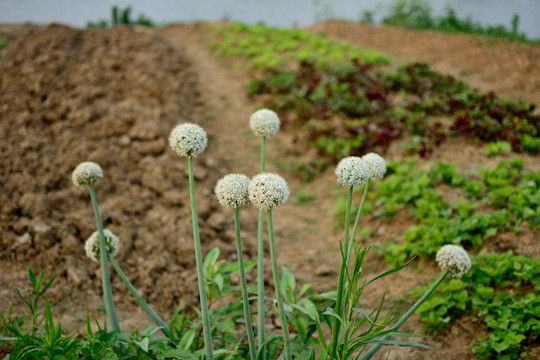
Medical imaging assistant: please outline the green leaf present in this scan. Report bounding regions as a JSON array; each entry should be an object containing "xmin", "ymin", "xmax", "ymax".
[
  {"xmin": 139, "ymin": 337, "xmax": 150, "ymax": 352},
  {"xmin": 179, "ymin": 329, "xmax": 196, "ymax": 349},
  {"xmin": 366, "ymin": 256, "xmax": 416, "ymax": 286},
  {"xmin": 281, "ymin": 266, "xmax": 296, "ymax": 293},
  {"xmin": 213, "ymin": 273, "xmax": 224, "ymax": 291},
  {"xmin": 352, "ymin": 307, "xmax": 379, "ymax": 326},
  {"xmin": 157, "ymin": 349, "xmax": 198, "ymax": 359},
  {"xmin": 203, "ymin": 248, "xmax": 220, "ymax": 270},
  {"xmin": 365, "ymin": 339, "xmax": 433, "ymax": 349},
  {"xmin": 291, "ymin": 298, "xmax": 319, "ymax": 321}
]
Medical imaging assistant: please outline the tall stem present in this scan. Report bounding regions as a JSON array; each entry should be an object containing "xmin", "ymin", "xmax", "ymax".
[
  {"xmin": 261, "ymin": 136, "xmax": 266, "ymax": 173},
  {"xmin": 266, "ymin": 211, "xmax": 291, "ymax": 360},
  {"xmin": 188, "ymin": 156, "xmax": 213, "ymax": 360},
  {"xmin": 329, "ymin": 186, "xmax": 353, "ymax": 357},
  {"xmin": 234, "ymin": 209, "xmax": 257, "ymax": 360},
  {"xmin": 88, "ymin": 184, "xmax": 120, "ymax": 332},
  {"xmin": 347, "ymin": 179, "xmax": 371, "ymax": 268},
  {"xmin": 109, "ymin": 256, "xmax": 168, "ymax": 337},
  {"xmin": 257, "ymin": 135, "xmax": 267, "ymax": 359},
  {"xmin": 360, "ymin": 271, "xmax": 450, "ymax": 360}
]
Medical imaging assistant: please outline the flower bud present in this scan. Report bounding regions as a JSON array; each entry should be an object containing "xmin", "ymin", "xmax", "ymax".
[
  {"xmin": 85, "ymin": 229, "xmax": 120, "ymax": 262},
  {"xmin": 335, "ymin": 156, "xmax": 370, "ymax": 189},
  {"xmin": 72, "ymin": 162, "xmax": 103, "ymax": 189},
  {"xmin": 362, "ymin": 153, "xmax": 386, "ymax": 180},
  {"xmin": 249, "ymin": 173, "xmax": 289, "ymax": 211},
  {"xmin": 436, "ymin": 244, "xmax": 471, "ymax": 278},
  {"xmin": 168, "ymin": 123, "xmax": 208, "ymax": 158},
  {"xmin": 215, "ymin": 173, "xmax": 251, "ymax": 209},
  {"xmin": 249, "ymin": 109, "xmax": 280, "ymax": 137}
]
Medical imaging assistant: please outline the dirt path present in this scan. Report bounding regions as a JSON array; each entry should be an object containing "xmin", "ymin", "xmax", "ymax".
[{"xmin": 160, "ymin": 23, "xmax": 341, "ymax": 285}]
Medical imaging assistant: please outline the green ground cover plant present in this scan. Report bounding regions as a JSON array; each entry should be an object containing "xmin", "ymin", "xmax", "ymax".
[
  {"xmin": 411, "ymin": 251, "xmax": 540, "ymax": 359},
  {"xmin": 210, "ymin": 23, "xmax": 390, "ymax": 70},
  {"xmin": 338, "ymin": 158, "xmax": 539, "ymax": 266},
  {"xmin": 374, "ymin": 0, "xmax": 540, "ymax": 44}
]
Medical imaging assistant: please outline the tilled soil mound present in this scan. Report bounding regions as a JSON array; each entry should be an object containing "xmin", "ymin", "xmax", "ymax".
[{"xmin": 0, "ymin": 25, "xmax": 254, "ymax": 324}]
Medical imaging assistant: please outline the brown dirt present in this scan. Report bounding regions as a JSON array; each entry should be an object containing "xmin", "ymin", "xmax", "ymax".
[{"xmin": 1, "ymin": 21, "xmax": 538, "ymax": 359}]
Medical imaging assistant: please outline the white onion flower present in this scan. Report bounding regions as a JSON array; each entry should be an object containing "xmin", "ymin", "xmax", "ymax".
[
  {"xmin": 362, "ymin": 153, "xmax": 386, "ymax": 180},
  {"xmin": 335, "ymin": 156, "xmax": 370, "ymax": 189},
  {"xmin": 168, "ymin": 123, "xmax": 208, "ymax": 158},
  {"xmin": 436, "ymin": 245, "xmax": 471, "ymax": 278},
  {"xmin": 72, "ymin": 162, "xmax": 103, "ymax": 189},
  {"xmin": 85, "ymin": 229, "xmax": 120, "ymax": 262},
  {"xmin": 249, "ymin": 173, "xmax": 289, "ymax": 212},
  {"xmin": 249, "ymin": 109, "xmax": 280, "ymax": 137},
  {"xmin": 215, "ymin": 173, "xmax": 251, "ymax": 209}
]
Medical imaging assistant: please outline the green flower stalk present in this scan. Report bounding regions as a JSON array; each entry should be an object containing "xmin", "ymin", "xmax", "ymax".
[
  {"xmin": 215, "ymin": 174, "xmax": 257, "ymax": 360},
  {"xmin": 249, "ymin": 173, "xmax": 291, "ymax": 360},
  {"xmin": 348, "ymin": 153, "xmax": 387, "ymax": 267},
  {"xmin": 109, "ymin": 256, "xmax": 169, "ymax": 337},
  {"xmin": 360, "ymin": 245, "xmax": 472, "ymax": 360},
  {"xmin": 249, "ymin": 108, "xmax": 280, "ymax": 359},
  {"xmin": 72, "ymin": 162, "xmax": 120, "ymax": 332},
  {"xmin": 329, "ymin": 156, "xmax": 370, "ymax": 357},
  {"xmin": 85, "ymin": 230, "xmax": 169, "ymax": 336},
  {"xmin": 169, "ymin": 123, "xmax": 213, "ymax": 359}
]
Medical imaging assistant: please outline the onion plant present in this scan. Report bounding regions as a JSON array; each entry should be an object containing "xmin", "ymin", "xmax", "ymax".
[
  {"xmin": 169, "ymin": 123, "xmax": 213, "ymax": 359},
  {"xmin": 249, "ymin": 173, "xmax": 292, "ymax": 360},
  {"xmin": 72, "ymin": 162, "xmax": 120, "ymax": 332},
  {"xmin": 249, "ymin": 108, "xmax": 281, "ymax": 359},
  {"xmin": 360, "ymin": 244, "xmax": 472, "ymax": 359},
  {"xmin": 214, "ymin": 173, "xmax": 257, "ymax": 360},
  {"xmin": 84, "ymin": 230, "xmax": 169, "ymax": 336}
]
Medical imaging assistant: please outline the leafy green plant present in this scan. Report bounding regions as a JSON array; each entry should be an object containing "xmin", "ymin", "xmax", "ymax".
[
  {"xmin": 485, "ymin": 141, "xmax": 512, "ymax": 157},
  {"xmin": 210, "ymin": 23, "xmax": 390, "ymax": 70},
  {"xmin": 379, "ymin": 0, "xmax": 539, "ymax": 44},
  {"xmin": 87, "ymin": 6, "xmax": 154, "ymax": 28},
  {"xmin": 248, "ymin": 57, "xmax": 539, "ymax": 162},
  {"xmin": 357, "ymin": 159, "xmax": 540, "ymax": 266}
]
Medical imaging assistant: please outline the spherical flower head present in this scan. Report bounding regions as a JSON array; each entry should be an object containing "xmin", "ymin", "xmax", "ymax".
[
  {"xmin": 215, "ymin": 173, "xmax": 251, "ymax": 209},
  {"xmin": 249, "ymin": 109, "xmax": 280, "ymax": 137},
  {"xmin": 362, "ymin": 153, "xmax": 386, "ymax": 180},
  {"xmin": 72, "ymin": 162, "xmax": 103, "ymax": 189},
  {"xmin": 335, "ymin": 156, "xmax": 370, "ymax": 189},
  {"xmin": 436, "ymin": 245, "xmax": 471, "ymax": 278},
  {"xmin": 168, "ymin": 123, "xmax": 208, "ymax": 158},
  {"xmin": 85, "ymin": 229, "xmax": 120, "ymax": 262},
  {"xmin": 248, "ymin": 173, "xmax": 289, "ymax": 212}
]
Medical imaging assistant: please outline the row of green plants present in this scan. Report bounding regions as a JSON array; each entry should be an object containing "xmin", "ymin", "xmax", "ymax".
[
  {"xmin": 332, "ymin": 158, "xmax": 539, "ymax": 359},
  {"xmin": 369, "ymin": 159, "xmax": 539, "ymax": 265},
  {"xmin": 248, "ymin": 60, "xmax": 539, "ymax": 159},
  {"xmin": 210, "ymin": 24, "xmax": 539, "ymax": 160},
  {"xmin": 1, "ymin": 109, "xmax": 473, "ymax": 359},
  {"xmin": 210, "ymin": 23, "xmax": 390, "ymax": 70},
  {"xmin": 361, "ymin": 0, "xmax": 540, "ymax": 44},
  {"xmin": 333, "ymin": 158, "xmax": 538, "ymax": 262},
  {"xmin": 87, "ymin": 6, "xmax": 154, "ymax": 28}
]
